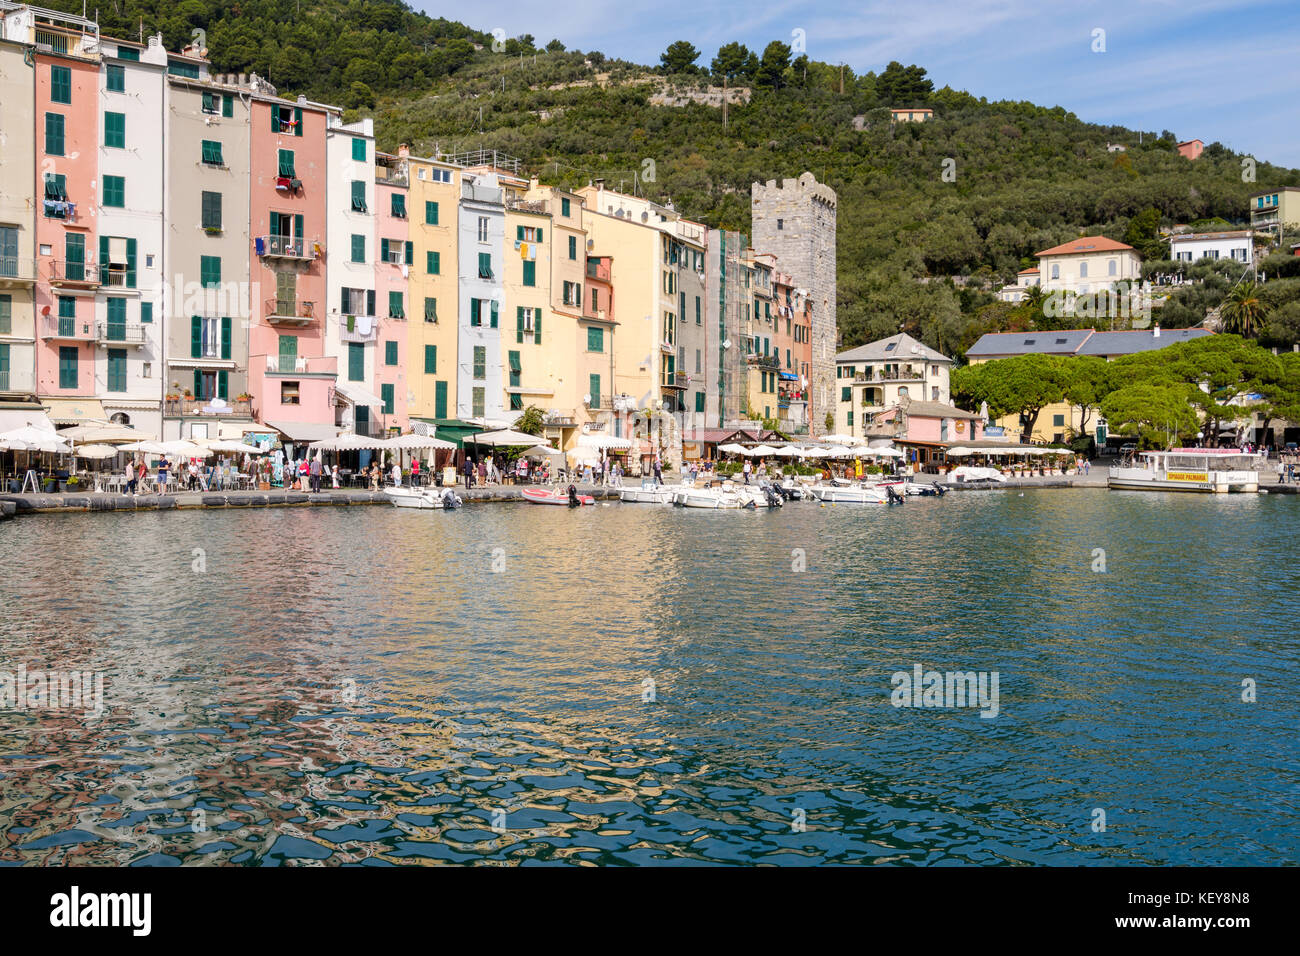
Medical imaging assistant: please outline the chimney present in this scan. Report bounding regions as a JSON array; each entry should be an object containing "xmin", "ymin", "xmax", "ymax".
[
  {"xmin": 1152, "ymin": 324, "xmax": 1159, "ymax": 338},
  {"xmin": 398, "ymin": 144, "xmax": 410, "ymax": 158},
  {"xmin": 594, "ymin": 178, "xmax": 605, "ymax": 190}
]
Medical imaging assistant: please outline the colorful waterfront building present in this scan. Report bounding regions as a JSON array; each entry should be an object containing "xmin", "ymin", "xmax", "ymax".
[
  {"xmin": 502, "ymin": 196, "xmax": 553, "ymax": 424},
  {"xmin": 743, "ymin": 251, "xmax": 779, "ymax": 425},
  {"xmin": 405, "ymin": 148, "xmax": 460, "ymax": 427},
  {"xmin": 247, "ymin": 91, "xmax": 336, "ymax": 453},
  {"xmin": 772, "ymin": 268, "xmax": 812, "ymax": 435},
  {"xmin": 0, "ymin": 30, "xmax": 37, "ymax": 404},
  {"xmin": 162, "ymin": 64, "xmax": 255, "ymax": 441},
  {"xmin": 834, "ymin": 333, "xmax": 953, "ymax": 440},
  {"xmin": 29, "ymin": 8, "xmax": 101, "ymax": 426},
  {"xmin": 371, "ymin": 149, "xmax": 410, "ymax": 433}
]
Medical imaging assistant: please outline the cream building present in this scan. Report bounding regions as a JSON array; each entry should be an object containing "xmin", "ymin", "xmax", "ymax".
[
  {"xmin": 834, "ymin": 333, "xmax": 952, "ymax": 439},
  {"xmin": 0, "ymin": 36, "xmax": 37, "ymax": 400},
  {"xmin": 1037, "ymin": 236, "xmax": 1141, "ymax": 295}
]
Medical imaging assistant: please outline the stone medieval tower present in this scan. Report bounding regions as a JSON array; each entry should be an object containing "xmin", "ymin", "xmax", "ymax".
[{"xmin": 749, "ymin": 173, "xmax": 837, "ymax": 434}]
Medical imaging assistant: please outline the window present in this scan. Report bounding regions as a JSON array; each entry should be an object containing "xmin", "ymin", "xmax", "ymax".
[
  {"xmin": 695, "ymin": 391, "xmax": 705, "ymax": 413},
  {"xmin": 1053, "ymin": 414, "xmax": 1065, "ymax": 427},
  {"xmin": 424, "ymin": 344, "xmax": 437, "ymax": 373},
  {"xmin": 223, "ymin": 94, "xmax": 233, "ymax": 118},
  {"xmin": 106, "ymin": 348, "xmax": 127, "ymax": 392},
  {"xmin": 473, "ymin": 346, "xmax": 486, "ymax": 379},
  {"xmin": 103, "ymin": 176, "xmax": 125, "ymax": 207},
  {"xmin": 426, "ymin": 250, "xmax": 440, "ymax": 275},
  {"xmin": 1108, "ymin": 259, "xmax": 1117, "ymax": 276},
  {"xmin": 379, "ymin": 384, "xmax": 394, "ymax": 415},
  {"xmin": 277, "ymin": 149, "xmax": 295, "ymax": 178},
  {"xmin": 351, "ymin": 234, "xmax": 365, "ymax": 263},
  {"xmin": 385, "ymin": 292, "xmax": 403, "ymax": 319},
  {"xmin": 59, "ymin": 346, "xmax": 78, "ymax": 388},
  {"xmin": 351, "ymin": 137, "xmax": 366, "ymax": 162},
  {"xmin": 478, "ymin": 252, "xmax": 492, "ymax": 279},
  {"xmin": 568, "ymin": 235, "xmax": 577, "ymax": 260},
  {"xmin": 201, "ymin": 140, "xmax": 224, "ymax": 166},
  {"xmin": 841, "ymin": 386, "xmax": 851, "ymax": 402},
  {"xmin": 777, "ymin": 218, "xmax": 783, "ymax": 231},
  {"xmin": 472, "ymin": 386, "xmax": 485, "ymax": 419},
  {"xmin": 590, "ymin": 289, "xmax": 599, "ymax": 311},
  {"xmin": 347, "ymin": 342, "xmax": 364, "ymax": 382},
  {"xmin": 51, "ymin": 65, "xmax": 71, "ymax": 104},
  {"xmin": 202, "ymin": 91, "xmax": 219, "ymax": 114},
  {"xmin": 561, "ymin": 197, "xmax": 571, "ymax": 217},
  {"xmin": 385, "ymin": 340, "xmax": 398, "ymax": 365},
  {"xmin": 106, "ymin": 64, "xmax": 125, "ymax": 93},
  {"xmin": 272, "ymin": 103, "xmax": 301, "ymax": 135},
  {"xmin": 280, "ymin": 381, "xmax": 300, "ymax": 404},
  {"xmin": 587, "ymin": 327, "xmax": 604, "ymax": 352},
  {"xmin": 45, "ymin": 113, "xmax": 65, "ymax": 155},
  {"xmin": 470, "ymin": 299, "xmax": 481, "ymax": 327},
  {"xmin": 200, "ymin": 255, "xmax": 220, "ymax": 288},
  {"xmin": 64, "ymin": 233, "xmax": 85, "ymax": 281},
  {"xmin": 391, "ymin": 193, "xmax": 406, "ymax": 219},
  {"xmin": 140, "ymin": 301, "xmax": 152, "ymax": 324},
  {"xmin": 846, "ymin": 411, "xmax": 853, "ymax": 427},
  {"xmin": 695, "ymin": 296, "xmax": 701, "ymax": 324},
  {"xmin": 425, "ymin": 201, "xmax": 438, "ymax": 225},
  {"xmin": 201, "ymin": 191, "xmax": 222, "ymax": 230},
  {"xmin": 434, "ymin": 380, "xmax": 448, "ymax": 418},
  {"xmin": 1079, "ymin": 261, "xmax": 1088, "ymax": 278},
  {"xmin": 1051, "ymin": 264, "xmax": 1060, "ymax": 279},
  {"xmin": 523, "ymin": 260, "xmax": 535, "ymax": 286},
  {"xmin": 0, "ymin": 294, "xmax": 10, "ymax": 335},
  {"xmin": 477, "ymin": 216, "xmax": 489, "ymax": 242},
  {"xmin": 516, "ymin": 225, "xmax": 543, "ymax": 243},
  {"xmin": 116, "ymin": 46, "xmax": 139, "ymax": 62},
  {"xmin": 424, "ymin": 297, "xmax": 437, "ymax": 322},
  {"xmin": 277, "ymin": 334, "xmax": 298, "ymax": 372},
  {"xmin": 351, "ymin": 180, "xmax": 367, "ymax": 212},
  {"xmin": 588, "ymin": 374, "xmax": 600, "ymax": 408},
  {"xmin": 104, "ymin": 111, "xmax": 125, "ymax": 148}
]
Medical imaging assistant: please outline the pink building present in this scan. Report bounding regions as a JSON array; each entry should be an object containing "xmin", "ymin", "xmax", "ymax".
[
  {"xmin": 34, "ymin": 50, "xmax": 99, "ymax": 400},
  {"xmin": 1177, "ymin": 139, "xmax": 1203, "ymax": 161},
  {"xmin": 865, "ymin": 400, "xmax": 984, "ymax": 471},
  {"xmin": 372, "ymin": 151, "xmax": 410, "ymax": 431},
  {"xmin": 246, "ymin": 95, "xmax": 336, "ymax": 450}
]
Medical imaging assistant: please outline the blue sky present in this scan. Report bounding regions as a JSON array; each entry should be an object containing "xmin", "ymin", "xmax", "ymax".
[{"xmin": 415, "ymin": 0, "xmax": 1300, "ymax": 168}]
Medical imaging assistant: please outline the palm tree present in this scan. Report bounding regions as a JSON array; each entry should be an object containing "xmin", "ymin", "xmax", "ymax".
[{"xmin": 1219, "ymin": 281, "xmax": 1265, "ymax": 338}]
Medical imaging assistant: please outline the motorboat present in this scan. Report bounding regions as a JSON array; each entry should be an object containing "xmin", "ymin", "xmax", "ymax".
[
  {"xmin": 945, "ymin": 466, "xmax": 1007, "ymax": 483},
  {"xmin": 619, "ymin": 481, "xmax": 680, "ymax": 504},
  {"xmin": 1108, "ymin": 448, "xmax": 1260, "ymax": 494},
  {"xmin": 385, "ymin": 486, "xmax": 463, "ymax": 509},
  {"xmin": 903, "ymin": 479, "xmax": 947, "ymax": 497},
  {"xmin": 807, "ymin": 480, "xmax": 905, "ymax": 504},
  {"xmin": 673, "ymin": 486, "xmax": 748, "ymax": 509},
  {"xmin": 522, "ymin": 486, "xmax": 597, "ymax": 505}
]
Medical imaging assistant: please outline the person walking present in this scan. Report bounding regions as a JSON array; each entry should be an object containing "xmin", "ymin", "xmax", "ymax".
[
  {"xmin": 156, "ymin": 455, "xmax": 170, "ymax": 494},
  {"xmin": 742, "ymin": 459, "xmax": 752, "ymax": 485},
  {"xmin": 331, "ymin": 463, "xmax": 340, "ymax": 489},
  {"xmin": 653, "ymin": 458, "xmax": 663, "ymax": 486},
  {"xmin": 310, "ymin": 456, "xmax": 322, "ymax": 493},
  {"xmin": 390, "ymin": 461, "xmax": 401, "ymax": 487},
  {"xmin": 477, "ymin": 458, "xmax": 487, "ymax": 486},
  {"xmin": 411, "ymin": 457, "xmax": 421, "ymax": 486},
  {"xmin": 124, "ymin": 457, "xmax": 137, "ymax": 495}
]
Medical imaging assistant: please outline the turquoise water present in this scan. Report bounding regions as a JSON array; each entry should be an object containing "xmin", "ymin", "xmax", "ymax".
[{"xmin": 0, "ymin": 489, "xmax": 1296, "ymax": 865}]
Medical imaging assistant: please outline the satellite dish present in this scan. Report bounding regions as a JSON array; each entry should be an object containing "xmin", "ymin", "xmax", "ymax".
[
  {"xmin": 640, "ymin": 211, "xmax": 648, "ymax": 222},
  {"xmin": 583, "ymin": 393, "xmax": 592, "ymax": 405},
  {"xmin": 722, "ymin": 338, "xmax": 732, "ymax": 349},
  {"xmin": 586, "ymin": 239, "xmax": 594, "ymax": 251}
]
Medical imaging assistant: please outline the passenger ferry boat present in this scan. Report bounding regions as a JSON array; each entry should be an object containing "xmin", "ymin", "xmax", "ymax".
[{"xmin": 1107, "ymin": 448, "xmax": 1260, "ymax": 494}]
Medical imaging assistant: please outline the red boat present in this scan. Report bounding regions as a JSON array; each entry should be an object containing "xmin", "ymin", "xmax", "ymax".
[{"xmin": 521, "ymin": 487, "xmax": 596, "ymax": 506}]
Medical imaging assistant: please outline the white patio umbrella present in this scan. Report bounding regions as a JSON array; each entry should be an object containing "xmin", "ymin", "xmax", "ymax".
[
  {"xmin": 58, "ymin": 422, "xmax": 146, "ymax": 443},
  {"xmin": 205, "ymin": 439, "xmax": 263, "ymax": 454},
  {"xmin": 118, "ymin": 440, "xmax": 168, "ymax": 454},
  {"xmin": 819, "ymin": 433, "xmax": 858, "ymax": 445},
  {"xmin": 385, "ymin": 433, "xmax": 458, "ymax": 451},
  {"xmin": 772, "ymin": 445, "xmax": 802, "ymax": 457},
  {"xmin": 0, "ymin": 425, "xmax": 70, "ymax": 453},
  {"xmin": 717, "ymin": 443, "xmax": 747, "ymax": 455},
  {"xmin": 823, "ymin": 444, "xmax": 852, "ymax": 458},
  {"xmin": 75, "ymin": 444, "xmax": 119, "ymax": 459},
  {"xmin": 161, "ymin": 440, "xmax": 206, "ymax": 457},
  {"xmin": 577, "ymin": 433, "xmax": 631, "ymax": 450},
  {"xmin": 567, "ymin": 446, "xmax": 601, "ymax": 462},
  {"xmin": 747, "ymin": 444, "xmax": 779, "ymax": 457},
  {"xmin": 521, "ymin": 444, "xmax": 562, "ymax": 459},
  {"xmin": 801, "ymin": 446, "xmax": 831, "ymax": 458},
  {"xmin": 464, "ymin": 429, "xmax": 546, "ymax": 446}
]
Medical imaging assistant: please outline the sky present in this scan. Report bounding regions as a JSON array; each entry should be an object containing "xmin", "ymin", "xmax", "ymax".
[{"xmin": 414, "ymin": 0, "xmax": 1300, "ymax": 168}]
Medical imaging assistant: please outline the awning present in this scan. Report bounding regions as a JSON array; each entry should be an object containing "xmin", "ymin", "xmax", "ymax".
[
  {"xmin": 778, "ymin": 371, "xmax": 799, "ymax": 381},
  {"xmin": 44, "ymin": 398, "xmax": 105, "ymax": 424},
  {"xmin": 334, "ymin": 382, "xmax": 386, "ymax": 408},
  {"xmin": 264, "ymin": 420, "xmax": 341, "ymax": 442},
  {"xmin": 504, "ymin": 386, "xmax": 554, "ymax": 395},
  {"xmin": 0, "ymin": 407, "xmax": 56, "ymax": 434},
  {"xmin": 167, "ymin": 358, "xmax": 237, "ymax": 370},
  {"xmin": 409, "ymin": 418, "xmax": 479, "ymax": 449}
]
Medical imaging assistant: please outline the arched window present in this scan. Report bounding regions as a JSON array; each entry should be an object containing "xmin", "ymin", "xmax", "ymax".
[{"xmin": 1079, "ymin": 261, "xmax": 1088, "ymax": 278}]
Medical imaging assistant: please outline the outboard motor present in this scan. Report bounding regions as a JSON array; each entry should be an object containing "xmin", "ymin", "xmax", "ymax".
[
  {"xmin": 886, "ymin": 485, "xmax": 905, "ymax": 506},
  {"xmin": 763, "ymin": 485, "xmax": 783, "ymax": 508},
  {"xmin": 567, "ymin": 483, "xmax": 580, "ymax": 507}
]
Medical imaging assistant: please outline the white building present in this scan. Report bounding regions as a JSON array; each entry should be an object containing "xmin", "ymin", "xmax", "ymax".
[
  {"xmin": 833, "ymin": 332, "xmax": 952, "ymax": 438},
  {"xmin": 997, "ymin": 267, "xmax": 1040, "ymax": 303},
  {"xmin": 1036, "ymin": 236, "xmax": 1142, "ymax": 295},
  {"xmin": 323, "ymin": 115, "xmax": 384, "ymax": 434},
  {"xmin": 94, "ymin": 35, "xmax": 168, "ymax": 437},
  {"xmin": 457, "ymin": 170, "xmax": 506, "ymax": 423},
  {"xmin": 1169, "ymin": 230, "xmax": 1254, "ymax": 267}
]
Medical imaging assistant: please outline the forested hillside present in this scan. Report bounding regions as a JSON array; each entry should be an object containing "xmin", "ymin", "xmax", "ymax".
[{"xmin": 47, "ymin": 0, "xmax": 1300, "ymax": 354}]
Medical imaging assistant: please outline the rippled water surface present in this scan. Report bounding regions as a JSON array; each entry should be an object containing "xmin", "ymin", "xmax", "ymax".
[{"xmin": 1, "ymin": 489, "xmax": 1297, "ymax": 865}]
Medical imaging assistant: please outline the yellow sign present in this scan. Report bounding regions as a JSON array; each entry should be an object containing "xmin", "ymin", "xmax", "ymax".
[{"xmin": 1167, "ymin": 471, "xmax": 1208, "ymax": 483}]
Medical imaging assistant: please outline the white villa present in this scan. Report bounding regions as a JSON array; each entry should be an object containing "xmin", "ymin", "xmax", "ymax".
[
  {"xmin": 834, "ymin": 333, "xmax": 952, "ymax": 437},
  {"xmin": 1169, "ymin": 230, "xmax": 1254, "ymax": 268},
  {"xmin": 1036, "ymin": 236, "xmax": 1142, "ymax": 295}
]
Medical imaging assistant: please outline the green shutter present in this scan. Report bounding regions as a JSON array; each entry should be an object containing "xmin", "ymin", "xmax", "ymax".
[
  {"xmin": 516, "ymin": 307, "xmax": 524, "ymax": 344},
  {"xmin": 352, "ymin": 137, "xmax": 365, "ymax": 161},
  {"xmin": 194, "ymin": 369, "xmax": 203, "ymax": 398},
  {"xmin": 425, "ymin": 201, "xmax": 438, "ymax": 225},
  {"xmin": 106, "ymin": 64, "xmax": 124, "ymax": 93},
  {"xmin": 191, "ymin": 316, "xmax": 202, "ymax": 358},
  {"xmin": 45, "ymin": 112, "xmax": 64, "ymax": 155},
  {"xmin": 348, "ymin": 342, "xmax": 364, "ymax": 381},
  {"xmin": 223, "ymin": 94, "xmax": 233, "ymax": 117},
  {"xmin": 385, "ymin": 340, "xmax": 398, "ymax": 365},
  {"xmin": 534, "ymin": 309, "xmax": 541, "ymax": 345},
  {"xmin": 523, "ymin": 260, "xmax": 535, "ymax": 287},
  {"xmin": 589, "ymin": 374, "xmax": 600, "ymax": 408},
  {"xmin": 218, "ymin": 369, "xmax": 229, "ymax": 399},
  {"xmin": 380, "ymin": 238, "xmax": 390, "ymax": 262},
  {"xmin": 220, "ymin": 316, "xmax": 231, "ymax": 359},
  {"xmin": 104, "ymin": 111, "xmax": 125, "ymax": 148},
  {"xmin": 516, "ymin": 225, "xmax": 524, "ymax": 241},
  {"xmin": 381, "ymin": 383, "xmax": 393, "ymax": 414},
  {"xmin": 140, "ymin": 301, "xmax": 152, "ymax": 324},
  {"xmin": 51, "ymin": 65, "xmax": 71, "ymax": 103},
  {"xmin": 125, "ymin": 238, "xmax": 136, "ymax": 288},
  {"xmin": 536, "ymin": 228, "xmax": 543, "ymax": 243},
  {"xmin": 351, "ymin": 235, "xmax": 364, "ymax": 263},
  {"xmin": 424, "ymin": 344, "xmax": 436, "ymax": 374},
  {"xmin": 434, "ymin": 380, "xmax": 447, "ymax": 418},
  {"xmin": 470, "ymin": 299, "xmax": 479, "ymax": 326},
  {"xmin": 490, "ymin": 299, "xmax": 498, "ymax": 328},
  {"xmin": 404, "ymin": 241, "xmax": 413, "ymax": 265},
  {"xmin": 427, "ymin": 250, "xmax": 439, "ymax": 275},
  {"xmin": 294, "ymin": 214, "xmax": 303, "ymax": 240},
  {"xmin": 294, "ymin": 106, "xmax": 303, "ymax": 136}
]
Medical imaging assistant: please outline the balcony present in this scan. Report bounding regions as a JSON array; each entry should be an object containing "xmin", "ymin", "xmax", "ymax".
[
  {"xmin": 100, "ymin": 270, "xmax": 133, "ymax": 288},
  {"xmin": 41, "ymin": 315, "xmax": 95, "ymax": 341},
  {"xmin": 506, "ymin": 198, "xmax": 548, "ymax": 215},
  {"xmin": 338, "ymin": 314, "xmax": 377, "ymax": 343},
  {"xmin": 0, "ymin": 257, "xmax": 37, "ymax": 286},
  {"xmin": 264, "ymin": 297, "xmax": 316, "ymax": 327},
  {"xmin": 661, "ymin": 371, "xmax": 688, "ymax": 390},
  {"xmin": 747, "ymin": 354, "xmax": 780, "ymax": 370},
  {"xmin": 854, "ymin": 368, "xmax": 924, "ymax": 383},
  {"xmin": 34, "ymin": 27, "xmax": 101, "ymax": 61},
  {"xmin": 96, "ymin": 322, "xmax": 148, "ymax": 347},
  {"xmin": 166, "ymin": 397, "xmax": 253, "ymax": 417},
  {"xmin": 48, "ymin": 259, "xmax": 99, "ymax": 288},
  {"xmin": 264, "ymin": 354, "xmax": 336, "ymax": 376},
  {"xmin": 585, "ymin": 258, "xmax": 612, "ymax": 282},
  {"xmin": 256, "ymin": 236, "xmax": 319, "ymax": 261}
]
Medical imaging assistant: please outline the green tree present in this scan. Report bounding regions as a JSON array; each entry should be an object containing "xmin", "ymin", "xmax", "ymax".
[
  {"xmin": 660, "ymin": 40, "xmax": 701, "ymax": 74},
  {"xmin": 1061, "ymin": 355, "xmax": 1111, "ymax": 437},
  {"xmin": 1100, "ymin": 383, "xmax": 1198, "ymax": 449},
  {"xmin": 514, "ymin": 406, "xmax": 546, "ymax": 436},
  {"xmin": 876, "ymin": 61, "xmax": 932, "ymax": 106},
  {"xmin": 953, "ymin": 354, "xmax": 1068, "ymax": 439},
  {"xmin": 1123, "ymin": 207, "xmax": 1169, "ymax": 261},
  {"xmin": 1220, "ymin": 281, "xmax": 1266, "ymax": 338},
  {"xmin": 711, "ymin": 42, "xmax": 754, "ymax": 81},
  {"xmin": 754, "ymin": 41, "xmax": 792, "ymax": 89}
]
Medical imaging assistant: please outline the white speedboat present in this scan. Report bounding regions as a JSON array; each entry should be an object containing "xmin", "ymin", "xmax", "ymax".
[
  {"xmin": 807, "ymin": 480, "xmax": 904, "ymax": 504},
  {"xmin": 1108, "ymin": 448, "xmax": 1260, "ymax": 494},
  {"xmin": 385, "ymin": 486, "xmax": 463, "ymax": 509},
  {"xmin": 946, "ymin": 466, "xmax": 1007, "ymax": 483},
  {"xmin": 619, "ymin": 482, "xmax": 680, "ymax": 504},
  {"xmin": 673, "ymin": 487, "xmax": 748, "ymax": 509}
]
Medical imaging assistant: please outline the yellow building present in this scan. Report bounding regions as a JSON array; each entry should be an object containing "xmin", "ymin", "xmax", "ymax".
[
  {"xmin": 404, "ymin": 148, "xmax": 460, "ymax": 423},
  {"xmin": 744, "ymin": 252, "xmax": 779, "ymax": 422},
  {"xmin": 502, "ymin": 203, "xmax": 553, "ymax": 420}
]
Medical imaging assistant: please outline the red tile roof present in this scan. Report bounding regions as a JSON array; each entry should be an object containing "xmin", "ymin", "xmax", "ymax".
[{"xmin": 1035, "ymin": 236, "xmax": 1135, "ymax": 257}]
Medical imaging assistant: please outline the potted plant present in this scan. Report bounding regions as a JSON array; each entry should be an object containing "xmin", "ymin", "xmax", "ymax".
[
  {"xmin": 183, "ymin": 388, "xmax": 194, "ymax": 399},
  {"xmin": 204, "ymin": 226, "xmax": 222, "ymax": 236}
]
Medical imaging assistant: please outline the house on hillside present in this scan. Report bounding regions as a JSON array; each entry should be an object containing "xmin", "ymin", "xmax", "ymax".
[
  {"xmin": 1177, "ymin": 139, "xmax": 1204, "ymax": 160},
  {"xmin": 997, "ymin": 267, "xmax": 1041, "ymax": 303},
  {"xmin": 1170, "ymin": 230, "xmax": 1254, "ymax": 267},
  {"xmin": 1036, "ymin": 236, "xmax": 1142, "ymax": 295},
  {"xmin": 1250, "ymin": 187, "xmax": 1300, "ymax": 233},
  {"xmin": 890, "ymin": 107, "xmax": 932, "ymax": 123}
]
